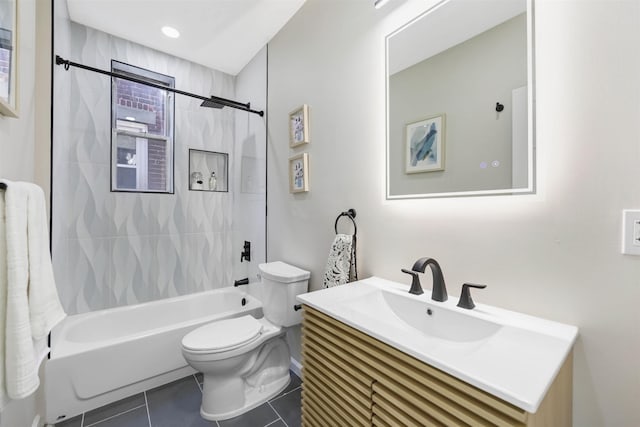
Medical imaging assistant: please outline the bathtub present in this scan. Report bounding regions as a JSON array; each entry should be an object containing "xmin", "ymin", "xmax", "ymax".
[{"xmin": 44, "ymin": 287, "xmax": 262, "ymax": 425}]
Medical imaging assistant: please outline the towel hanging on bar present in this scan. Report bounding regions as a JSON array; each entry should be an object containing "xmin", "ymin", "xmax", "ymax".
[
  {"xmin": 323, "ymin": 209, "xmax": 358, "ymax": 288},
  {"xmin": 0, "ymin": 179, "xmax": 66, "ymax": 408}
]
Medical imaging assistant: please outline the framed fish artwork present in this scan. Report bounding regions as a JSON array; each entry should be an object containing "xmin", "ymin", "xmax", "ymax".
[{"xmin": 405, "ymin": 114, "xmax": 445, "ymax": 173}]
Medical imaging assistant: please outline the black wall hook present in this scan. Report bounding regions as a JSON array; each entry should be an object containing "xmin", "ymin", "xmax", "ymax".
[{"xmin": 495, "ymin": 102, "xmax": 504, "ymax": 112}]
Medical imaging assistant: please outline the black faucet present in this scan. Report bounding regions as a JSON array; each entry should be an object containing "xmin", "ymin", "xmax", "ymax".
[
  {"xmin": 457, "ymin": 283, "xmax": 486, "ymax": 309},
  {"xmin": 234, "ymin": 278, "xmax": 249, "ymax": 287},
  {"xmin": 400, "ymin": 268, "xmax": 424, "ymax": 295},
  {"xmin": 240, "ymin": 241, "xmax": 251, "ymax": 262},
  {"xmin": 410, "ymin": 257, "xmax": 447, "ymax": 302}
]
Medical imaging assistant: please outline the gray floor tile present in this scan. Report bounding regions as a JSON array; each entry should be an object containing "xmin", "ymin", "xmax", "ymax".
[
  {"xmin": 88, "ymin": 406, "xmax": 150, "ymax": 427},
  {"xmin": 57, "ymin": 370, "xmax": 302, "ymax": 427},
  {"xmin": 269, "ymin": 388, "xmax": 301, "ymax": 427},
  {"xmin": 54, "ymin": 415, "xmax": 82, "ymax": 427},
  {"xmin": 218, "ymin": 403, "xmax": 279, "ymax": 427},
  {"xmin": 147, "ymin": 376, "xmax": 216, "ymax": 427},
  {"xmin": 83, "ymin": 393, "xmax": 146, "ymax": 426},
  {"xmin": 270, "ymin": 371, "xmax": 301, "ymax": 401}
]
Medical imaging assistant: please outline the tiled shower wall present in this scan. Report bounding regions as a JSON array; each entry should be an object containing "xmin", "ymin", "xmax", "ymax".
[{"xmin": 52, "ymin": 3, "xmax": 265, "ymax": 314}]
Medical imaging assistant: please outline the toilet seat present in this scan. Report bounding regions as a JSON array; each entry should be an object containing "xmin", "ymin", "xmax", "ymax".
[{"xmin": 182, "ymin": 315, "xmax": 263, "ymax": 354}]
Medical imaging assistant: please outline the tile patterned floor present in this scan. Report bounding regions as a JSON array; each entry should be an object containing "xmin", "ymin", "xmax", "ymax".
[{"xmin": 54, "ymin": 371, "xmax": 302, "ymax": 427}]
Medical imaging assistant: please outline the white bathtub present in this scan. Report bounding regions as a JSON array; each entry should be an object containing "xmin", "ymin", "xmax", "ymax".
[{"xmin": 44, "ymin": 287, "xmax": 262, "ymax": 425}]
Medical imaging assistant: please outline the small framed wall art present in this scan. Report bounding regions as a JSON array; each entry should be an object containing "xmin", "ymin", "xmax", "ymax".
[
  {"xmin": 405, "ymin": 114, "xmax": 445, "ymax": 173},
  {"xmin": 289, "ymin": 104, "xmax": 310, "ymax": 147},
  {"xmin": 289, "ymin": 153, "xmax": 309, "ymax": 193}
]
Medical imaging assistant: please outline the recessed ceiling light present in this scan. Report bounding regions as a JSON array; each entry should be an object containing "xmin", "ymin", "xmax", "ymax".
[{"xmin": 161, "ymin": 26, "xmax": 180, "ymax": 38}]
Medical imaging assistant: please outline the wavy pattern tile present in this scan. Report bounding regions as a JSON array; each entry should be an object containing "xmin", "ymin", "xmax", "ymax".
[{"xmin": 52, "ymin": 8, "xmax": 256, "ymax": 315}]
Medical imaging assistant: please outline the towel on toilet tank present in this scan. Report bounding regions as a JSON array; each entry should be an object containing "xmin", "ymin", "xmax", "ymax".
[{"xmin": 322, "ymin": 234, "xmax": 354, "ymax": 288}]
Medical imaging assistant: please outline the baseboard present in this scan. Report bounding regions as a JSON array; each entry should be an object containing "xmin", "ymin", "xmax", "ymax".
[{"xmin": 290, "ymin": 357, "xmax": 303, "ymax": 378}]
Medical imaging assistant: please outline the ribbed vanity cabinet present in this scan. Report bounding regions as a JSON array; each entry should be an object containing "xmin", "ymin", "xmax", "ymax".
[{"xmin": 301, "ymin": 306, "xmax": 572, "ymax": 427}]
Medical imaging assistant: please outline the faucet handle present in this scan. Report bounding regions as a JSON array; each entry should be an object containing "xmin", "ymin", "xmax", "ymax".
[
  {"xmin": 457, "ymin": 283, "xmax": 486, "ymax": 310},
  {"xmin": 241, "ymin": 241, "xmax": 251, "ymax": 262},
  {"xmin": 401, "ymin": 268, "xmax": 424, "ymax": 295}
]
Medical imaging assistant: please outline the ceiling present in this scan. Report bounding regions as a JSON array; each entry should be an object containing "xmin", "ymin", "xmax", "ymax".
[{"xmin": 66, "ymin": 0, "xmax": 307, "ymax": 76}]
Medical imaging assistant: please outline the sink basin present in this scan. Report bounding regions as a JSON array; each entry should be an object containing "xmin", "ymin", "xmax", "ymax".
[
  {"xmin": 382, "ymin": 289, "xmax": 502, "ymax": 342},
  {"xmin": 297, "ymin": 276, "xmax": 578, "ymax": 414},
  {"xmin": 337, "ymin": 286, "xmax": 501, "ymax": 343}
]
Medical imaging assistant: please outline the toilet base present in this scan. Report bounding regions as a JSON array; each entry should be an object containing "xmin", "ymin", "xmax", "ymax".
[{"xmin": 200, "ymin": 374, "xmax": 290, "ymax": 421}]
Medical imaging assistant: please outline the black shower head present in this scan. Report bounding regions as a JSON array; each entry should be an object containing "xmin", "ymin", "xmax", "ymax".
[{"xmin": 200, "ymin": 98, "xmax": 225, "ymax": 109}]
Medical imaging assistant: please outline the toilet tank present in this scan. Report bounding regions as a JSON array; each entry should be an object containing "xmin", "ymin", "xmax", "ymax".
[{"xmin": 259, "ymin": 261, "xmax": 310, "ymax": 327}]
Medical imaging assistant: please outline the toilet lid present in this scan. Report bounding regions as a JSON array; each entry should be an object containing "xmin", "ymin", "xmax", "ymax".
[{"xmin": 182, "ymin": 315, "xmax": 263, "ymax": 353}]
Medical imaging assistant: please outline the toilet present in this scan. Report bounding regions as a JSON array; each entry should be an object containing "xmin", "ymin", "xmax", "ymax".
[{"xmin": 181, "ymin": 261, "xmax": 310, "ymax": 421}]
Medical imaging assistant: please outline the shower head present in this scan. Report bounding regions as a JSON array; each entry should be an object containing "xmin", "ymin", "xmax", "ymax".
[{"xmin": 200, "ymin": 98, "xmax": 225, "ymax": 109}]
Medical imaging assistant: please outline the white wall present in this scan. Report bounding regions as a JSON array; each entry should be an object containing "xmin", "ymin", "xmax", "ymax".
[
  {"xmin": 0, "ymin": 387, "xmax": 41, "ymax": 427},
  {"xmin": 267, "ymin": 0, "xmax": 640, "ymax": 425},
  {"xmin": 0, "ymin": 0, "xmax": 36, "ymax": 183},
  {"xmin": 0, "ymin": 0, "xmax": 49, "ymax": 425}
]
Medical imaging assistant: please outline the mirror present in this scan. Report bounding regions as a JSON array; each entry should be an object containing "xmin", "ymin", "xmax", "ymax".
[
  {"xmin": 0, "ymin": 0, "xmax": 17, "ymax": 117},
  {"xmin": 386, "ymin": 0, "xmax": 534, "ymax": 199}
]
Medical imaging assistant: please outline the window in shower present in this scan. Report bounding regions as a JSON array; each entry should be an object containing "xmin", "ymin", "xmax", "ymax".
[{"xmin": 111, "ymin": 61, "xmax": 175, "ymax": 193}]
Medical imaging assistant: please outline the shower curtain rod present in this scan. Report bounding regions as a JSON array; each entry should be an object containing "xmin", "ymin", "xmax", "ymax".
[{"xmin": 55, "ymin": 55, "xmax": 264, "ymax": 117}]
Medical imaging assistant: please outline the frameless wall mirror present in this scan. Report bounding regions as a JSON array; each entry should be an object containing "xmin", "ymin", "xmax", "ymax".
[
  {"xmin": 386, "ymin": 0, "xmax": 535, "ymax": 199},
  {"xmin": 0, "ymin": 0, "xmax": 17, "ymax": 117}
]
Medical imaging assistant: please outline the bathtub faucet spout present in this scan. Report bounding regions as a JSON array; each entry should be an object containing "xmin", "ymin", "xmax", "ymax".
[{"xmin": 234, "ymin": 278, "xmax": 249, "ymax": 287}]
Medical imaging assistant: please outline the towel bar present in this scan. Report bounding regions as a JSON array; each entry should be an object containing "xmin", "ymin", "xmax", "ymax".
[
  {"xmin": 334, "ymin": 209, "xmax": 357, "ymax": 235},
  {"xmin": 330, "ymin": 208, "xmax": 359, "ymax": 282}
]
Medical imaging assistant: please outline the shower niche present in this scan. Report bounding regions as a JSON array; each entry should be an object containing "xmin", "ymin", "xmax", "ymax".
[{"xmin": 189, "ymin": 149, "xmax": 229, "ymax": 192}]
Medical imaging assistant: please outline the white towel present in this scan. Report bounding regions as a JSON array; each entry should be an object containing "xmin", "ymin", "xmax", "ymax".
[
  {"xmin": 0, "ymin": 180, "xmax": 66, "ymax": 408},
  {"xmin": 24, "ymin": 183, "xmax": 66, "ymax": 340},
  {"xmin": 322, "ymin": 234, "xmax": 354, "ymax": 288}
]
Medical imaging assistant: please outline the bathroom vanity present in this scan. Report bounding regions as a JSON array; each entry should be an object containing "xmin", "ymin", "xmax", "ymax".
[{"xmin": 297, "ymin": 277, "xmax": 577, "ymax": 426}]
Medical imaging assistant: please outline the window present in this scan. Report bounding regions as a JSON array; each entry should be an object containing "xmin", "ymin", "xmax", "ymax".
[{"xmin": 111, "ymin": 61, "xmax": 174, "ymax": 193}]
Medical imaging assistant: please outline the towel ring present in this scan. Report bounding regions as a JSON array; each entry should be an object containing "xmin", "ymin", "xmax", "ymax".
[{"xmin": 334, "ymin": 208, "xmax": 357, "ymax": 236}]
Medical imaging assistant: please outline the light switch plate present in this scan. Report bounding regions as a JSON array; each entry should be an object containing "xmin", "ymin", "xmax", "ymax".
[{"xmin": 622, "ymin": 210, "xmax": 640, "ymax": 255}]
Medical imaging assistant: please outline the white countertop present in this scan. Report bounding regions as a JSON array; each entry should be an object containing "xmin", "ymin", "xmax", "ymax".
[{"xmin": 297, "ymin": 276, "xmax": 578, "ymax": 413}]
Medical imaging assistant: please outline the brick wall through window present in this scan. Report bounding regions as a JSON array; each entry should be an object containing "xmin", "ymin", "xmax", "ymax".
[
  {"xmin": 147, "ymin": 139, "xmax": 167, "ymax": 191},
  {"xmin": 115, "ymin": 80, "xmax": 166, "ymax": 134},
  {"xmin": 114, "ymin": 76, "xmax": 171, "ymax": 191}
]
